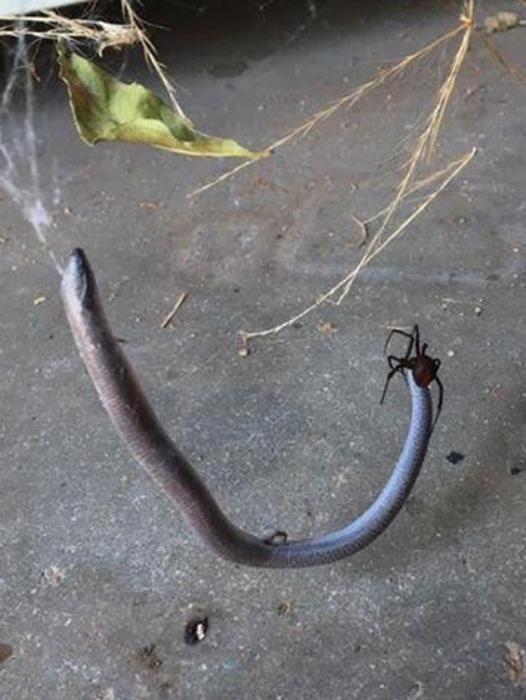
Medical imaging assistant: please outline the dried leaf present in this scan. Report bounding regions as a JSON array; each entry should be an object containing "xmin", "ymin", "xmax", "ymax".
[
  {"xmin": 504, "ymin": 641, "xmax": 526, "ymax": 685},
  {"xmin": 138, "ymin": 644, "xmax": 162, "ymax": 670},
  {"xmin": 277, "ymin": 601, "xmax": 293, "ymax": 616},
  {"xmin": 0, "ymin": 643, "xmax": 13, "ymax": 664},
  {"xmin": 484, "ymin": 12, "xmax": 520, "ymax": 34},
  {"xmin": 57, "ymin": 44, "xmax": 263, "ymax": 159},
  {"xmin": 40, "ymin": 565, "xmax": 64, "ymax": 586},
  {"xmin": 318, "ymin": 321, "xmax": 337, "ymax": 335}
]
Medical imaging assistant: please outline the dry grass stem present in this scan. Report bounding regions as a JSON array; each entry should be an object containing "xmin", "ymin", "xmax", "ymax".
[
  {"xmin": 364, "ymin": 160, "xmax": 470, "ymax": 226},
  {"xmin": 334, "ymin": 148, "xmax": 476, "ymax": 303},
  {"xmin": 189, "ymin": 6, "xmax": 473, "ymax": 199},
  {"xmin": 239, "ymin": 148, "xmax": 475, "ymax": 344},
  {"xmin": 0, "ymin": 10, "xmax": 139, "ymax": 52},
  {"xmin": 372, "ymin": 1, "xmax": 474, "ymax": 248},
  {"xmin": 239, "ymin": 2, "xmax": 475, "ymax": 345},
  {"xmin": 0, "ymin": 2, "xmax": 186, "ymax": 117},
  {"xmin": 120, "ymin": 0, "xmax": 186, "ymax": 119}
]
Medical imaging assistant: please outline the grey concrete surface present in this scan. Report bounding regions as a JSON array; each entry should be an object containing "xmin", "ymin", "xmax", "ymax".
[{"xmin": 1, "ymin": 1, "xmax": 526, "ymax": 698}]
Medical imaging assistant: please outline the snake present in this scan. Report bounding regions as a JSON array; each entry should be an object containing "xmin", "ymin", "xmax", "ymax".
[{"xmin": 61, "ymin": 248, "xmax": 439, "ymax": 568}]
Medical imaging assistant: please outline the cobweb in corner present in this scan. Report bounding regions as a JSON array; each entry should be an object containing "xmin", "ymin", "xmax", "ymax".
[{"xmin": 0, "ymin": 26, "xmax": 62, "ymax": 274}]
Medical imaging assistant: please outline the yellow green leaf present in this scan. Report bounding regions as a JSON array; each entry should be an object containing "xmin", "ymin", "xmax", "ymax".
[{"xmin": 57, "ymin": 45, "xmax": 263, "ymax": 159}]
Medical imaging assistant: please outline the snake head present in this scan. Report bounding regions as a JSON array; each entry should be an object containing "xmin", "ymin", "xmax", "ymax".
[{"xmin": 61, "ymin": 248, "xmax": 98, "ymax": 311}]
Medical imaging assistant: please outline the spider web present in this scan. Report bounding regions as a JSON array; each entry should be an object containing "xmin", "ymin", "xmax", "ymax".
[{"xmin": 1, "ymin": 26, "xmax": 62, "ymax": 274}]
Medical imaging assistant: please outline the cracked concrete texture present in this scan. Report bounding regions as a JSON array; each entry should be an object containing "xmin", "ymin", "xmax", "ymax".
[{"xmin": 1, "ymin": 1, "xmax": 525, "ymax": 698}]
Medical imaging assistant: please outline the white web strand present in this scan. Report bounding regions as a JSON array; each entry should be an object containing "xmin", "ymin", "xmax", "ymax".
[{"xmin": 0, "ymin": 27, "xmax": 62, "ymax": 274}]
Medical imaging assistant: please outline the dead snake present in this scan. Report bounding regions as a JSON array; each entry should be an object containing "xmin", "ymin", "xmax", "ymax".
[{"xmin": 61, "ymin": 248, "xmax": 437, "ymax": 568}]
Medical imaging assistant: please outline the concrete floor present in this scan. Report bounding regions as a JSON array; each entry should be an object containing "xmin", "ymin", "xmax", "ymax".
[{"xmin": 1, "ymin": 1, "xmax": 526, "ymax": 698}]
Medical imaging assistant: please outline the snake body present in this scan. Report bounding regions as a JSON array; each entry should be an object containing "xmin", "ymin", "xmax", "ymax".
[{"xmin": 61, "ymin": 249, "xmax": 434, "ymax": 568}]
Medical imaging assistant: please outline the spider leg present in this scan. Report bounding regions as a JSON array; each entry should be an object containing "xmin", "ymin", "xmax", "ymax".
[
  {"xmin": 412, "ymin": 324, "xmax": 420, "ymax": 357},
  {"xmin": 386, "ymin": 355, "xmax": 412, "ymax": 372},
  {"xmin": 380, "ymin": 365, "xmax": 404, "ymax": 404},
  {"xmin": 383, "ymin": 328, "xmax": 414, "ymax": 355},
  {"xmin": 387, "ymin": 354, "xmax": 401, "ymax": 370},
  {"xmin": 430, "ymin": 375, "xmax": 444, "ymax": 433},
  {"xmin": 401, "ymin": 324, "xmax": 420, "ymax": 360}
]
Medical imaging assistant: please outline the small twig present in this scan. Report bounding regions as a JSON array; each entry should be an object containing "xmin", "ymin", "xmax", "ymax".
[
  {"xmin": 442, "ymin": 297, "xmax": 480, "ymax": 305},
  {"xmin": 351, "ymin": 215, "xmax": 369, "ymax": 247},
  {"xmin": 441, "ymin": 297, "xmax": 483, "ymax": 314},
  {"xmin": 161, "ymin": 291, "xmax": 188, "ymax": 328}
]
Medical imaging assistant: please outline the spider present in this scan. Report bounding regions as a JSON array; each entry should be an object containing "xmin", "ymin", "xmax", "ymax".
[{"xmin": 380, "ymin": 324, "xmax": 443, "ymax": 430}]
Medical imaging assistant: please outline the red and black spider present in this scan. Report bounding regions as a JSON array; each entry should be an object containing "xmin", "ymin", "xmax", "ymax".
[{"xmin": 381, "ymin": 324, "xmax": 443, "ymax": 429}]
